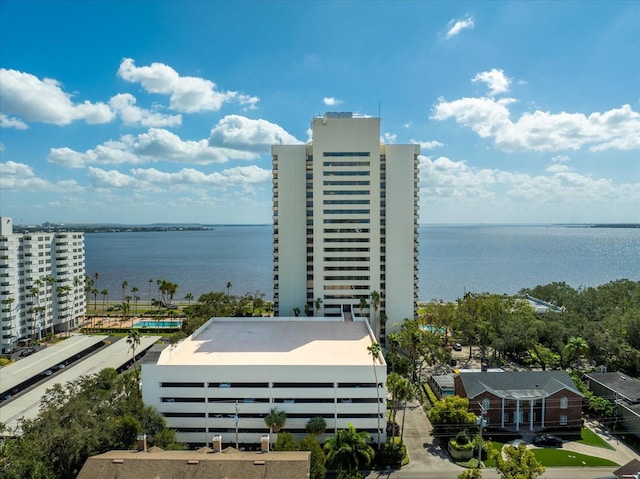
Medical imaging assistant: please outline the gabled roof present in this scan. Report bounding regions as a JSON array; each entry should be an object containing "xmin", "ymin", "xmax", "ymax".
[
  {"xmin": 76, "ymin": 447, "xmax": 311, "ymax": 479},
  {"xmin": 613, "ymin": 458, "xmax": 640, "ymax": 478},
  {"xmin": 584, "ymin": 372, "xmax": 640, "ymax": 404},
  {"xmin": 457, "ymin": 371, "xmax": 582, "ymax": 400}
]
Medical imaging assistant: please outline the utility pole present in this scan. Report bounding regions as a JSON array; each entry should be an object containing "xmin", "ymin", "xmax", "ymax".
[
  {"xmin": 235, "ymin": 400, "xmax": 239, "ymax": 449},
  {"xmin": 476, "ymin": 403, "xmax": 487, "ymax": 467}
]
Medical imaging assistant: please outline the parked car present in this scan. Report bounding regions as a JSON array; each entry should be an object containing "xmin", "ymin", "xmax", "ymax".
[
  {"xmin": 532, "ymin": 435, "xmax": 563, "ymax": 447},
  {"xmin": 453, "ymin": 343, "xmax": 462, "ymax": 351},
  {"xmin": 43, "ymin": 369, "xmax": 53, "ymax": 376},
  {"xmin": 508, "ymin": 439, "xmax": 526, "ymax": 448}
]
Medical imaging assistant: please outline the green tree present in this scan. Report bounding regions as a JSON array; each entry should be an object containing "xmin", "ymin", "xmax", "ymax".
[
  {"xmin": 264, "ymin": 407, "xmax": 287, "ymax": 434},
  {"xmin": 458, "ymin": 468, "xmax": 483, "ymax": 479},
  {"xmin": 564, "ymin": 336, "xmax": 590, "ymax": 369},
  {"xmin": 427, "ymin": 396, "xmax": 477, "ymax": 437},
  {"xmin": 299, "ymin": 434, "xmax": 327, "ymax": 479},
  {"xmin": 359, "ymin": 296, "xmax": 367, "ymax": 317},
  {"xmin": 314, "ymin": 297, "xmax": 323, "ymax": 316},
  {"xmin": 131, "ymin": 286, "xmax": 139, "ymax": 314},
  {"xmin": 1, "ymin": 368, "xmax": 180, "ymax": 479},
  {"xmin": 184, "ymin": 292, "xmax": 194, "ymax": 307},
  {"xmin": 387, "ymin": 372, "xmax": 414, "ymax": 445},
  {"xmin": 491, "ymin": 443, "xmax": 545, "ymax": 479},
  {"xmin": 126, "ymin": 329, "xmax": 142, "ymax": 370},
  {"xmin": 121, "ymin": 280, "xmax": 128, "ymax": 302},
  {"xmin": 100, "ymin": 288, "xmax": 109, "ymax": 312},
  {"xmin": 274, "ymin": 432, "xmax": 299, "ymax": 451},
  {"xmin": 305, "ymin": 416, "xmax": 327, "ymax": 436},
  {"xmin": 324, "ymin": 423, "xmax": 374, "ymax": 477},
  {"xmin": 226, "ymin": 281, "xmax": 232, "ymax": 297}
]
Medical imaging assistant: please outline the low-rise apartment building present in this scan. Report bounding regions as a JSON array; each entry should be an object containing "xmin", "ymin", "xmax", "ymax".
[{"xmin": 142, "ymin": 317, "xmax": 386, "ymax": 447}]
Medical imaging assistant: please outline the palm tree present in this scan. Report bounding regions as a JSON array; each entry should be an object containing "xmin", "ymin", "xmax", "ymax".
[
  {"xmin": 119, "ymin": 300, "xmax": 131, "ymax": 328},
  {"xmin": 100, "ymin": 289, "xmax": 109, "ymax": 312},
  {"xmin": 306, "ymin": 416, "xmax": 327, "ymax": 436},
  {"xmin": 314, "ymin": 297, "xmax": 323, "ymax": 316},
  {"xmin": 367, "ymin": 341, "xmax": 383, "ymax": 448},
  {"xmin": 148, "ymin": 278, "xmax": 154, "ymax": 308},
  {"xmin": 29, "ymin": 285, "xmax": 41, "ymax": 339},
  {"xmin": 564, "ymin": 336, "xmax": 590, "ymax": 369},
  {"xmin": 293, "ymin": 307, "xmax": 300, "ymax": 317},
  {"xmin": 121, "ymin": 281, "xmax": 128, "ymax": 302},
  {"xmin": 386, "ymin": 373, "xmax": 414, "ymax": 445},
  {"xmin": 370, "ymin": 290, "xmax": 381, "ymax": 335},
  {"xmin": 226, "ymin": 281, "xmax": 232, "ymax": 297},
  {"xmin": 359, "ymin": 296, "xmax": 367, "ymax": 317},
  {"xmin": 264, "ymin": 407, "xmax": 287, "ymax": 435},
  {"xmin": 73, "ymin": 276, "xmax": 82, "ymax": 329},
  {"xmin": 126, "ymin": 329, "xmax": 141, "ymax": 370},
  {"xmin": 185, "ymin": 293, "xmax": 194, "ymax": 307},
  {"xmin": 44, "ymin": 275, "xmax": 56, "ymax": 335},
  {"xmin": 324, "ymin": 423, "xmax": 374, "ymax": 476},
  {"xmin": 304, "ymin": 303, "xmax": 312, "ymax": 317},
  {"xmin": 131, "ymin": 286, "xmax": 139, "ymax": 315}
]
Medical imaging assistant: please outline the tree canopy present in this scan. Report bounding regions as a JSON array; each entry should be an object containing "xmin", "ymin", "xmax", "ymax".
[{"xmin": 0, "ymin": 368, "xmax": 181, "ymax": 479}]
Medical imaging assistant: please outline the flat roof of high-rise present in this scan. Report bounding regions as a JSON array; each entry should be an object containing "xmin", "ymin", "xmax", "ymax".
[{"xmin": 155, "ymin": 318, "xmax": 383, "ymax": 367}]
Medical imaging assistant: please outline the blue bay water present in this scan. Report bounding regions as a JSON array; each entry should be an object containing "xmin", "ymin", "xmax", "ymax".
[{"xmin": 84, "ymin": 225, "xmax": 640, "ymax": 303}]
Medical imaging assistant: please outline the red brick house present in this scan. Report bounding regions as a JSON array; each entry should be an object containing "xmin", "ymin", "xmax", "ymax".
[{"xmin": 454, "ymin": 371, "xmax": 583, "ymax": 432}]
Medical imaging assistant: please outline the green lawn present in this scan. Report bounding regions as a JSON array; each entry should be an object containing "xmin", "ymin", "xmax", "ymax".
[
  {"xmin": 577, "ymin": 427, "xmax": 616, "ymax": 450},
  {"xmin": 481, "ymin": 440, "xmax": 618, "ymax": 468},
  {"xmin": 531, "ymin": 448, "xmax": 618, "ymax": 467}
]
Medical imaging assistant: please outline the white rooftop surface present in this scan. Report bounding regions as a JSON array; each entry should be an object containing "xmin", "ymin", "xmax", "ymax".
[
  {"xmin": 158, "ymin": 318, "xmax": 382, "ymax": 367},
  {"xmin": 0, "ymin": 336, "xmax": 157, "ymax": 432},
  {"xmin": 0, "ymin": 334, "xmax": 108, "ymax": 394}
]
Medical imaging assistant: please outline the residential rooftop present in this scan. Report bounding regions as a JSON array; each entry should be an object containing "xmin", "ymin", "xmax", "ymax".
[
  {"xmin": 156, "ymin": 317, "xmax": 383, "ymax": 367},
  {"xmin": 584, "ymin": 372, "xmax": 640, "ymax": 404}
]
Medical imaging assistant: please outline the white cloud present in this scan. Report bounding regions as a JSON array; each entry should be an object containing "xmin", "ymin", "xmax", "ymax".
[
  {"xmin": 87, "ymin": 167, "xmax": 137, "ymax": 188},
  {"xmin": 208, "ymin": 115, "xmax": 301, "ymax": 152},
  {"xmin": 0, "ymin": 68, "xmax": 114, "ymax": 126},
  {"xmin": 418, "ymin": 154, "xmax": 640, "ymax": 212},
  {"xmin": 87, "ymin": 165, "xmax": 271, "ymax": 190},
  {"xmin": 323, "ymin": 97, "xmax": 343, "ymax": 106},
  {"xmin": 48, "ymin": 128, "xmax": 259, "ymax": 169},
  {"xmin": 0, "ymin": 114, "xmax": 28, "ymax": 129},
  {"xmin": 410, "ymin": 139, "xmax": 444, "ymax": 150},
  {"xmin": 0, "ymin": 160, "xmax": 82, "ymax": 191},
  {"xmin": 472, "ymin": 69, "xmax": 511, "ymax": 96},
  {"xmin": 446, "ymin": 17, "xmax": 475, "ymax": 38},
  {"xmin": 433, "ymin": 82, "xmax": 640, "ymax": 151},
  {"xmin": 109, "ymin": 93, "xmax": 182, "ymax": 127},
  {"xmin": 117, "ymin": 58, "xmax": 259, "ymax": 113},
  {"xmin": 383, "ymin": 132, "xmax": 397, "ymax": 143}
]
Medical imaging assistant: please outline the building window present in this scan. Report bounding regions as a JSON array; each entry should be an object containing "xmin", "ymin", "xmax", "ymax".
[
  {"xmin": 560, "ymin": 397, "xmax": 568, "ymax": 409},
  {"xmin": 559, "ymin": 415, "xmax": 567, "ymax": 425},
  {"xmin": 482, "ymin": 398, "xmax": 490, "ymax": 411}
]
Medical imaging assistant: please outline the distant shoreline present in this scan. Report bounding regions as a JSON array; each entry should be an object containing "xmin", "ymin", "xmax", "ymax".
[{"xmin": 14, "ymin": 222, "xmax": 640, "ymax": 234}]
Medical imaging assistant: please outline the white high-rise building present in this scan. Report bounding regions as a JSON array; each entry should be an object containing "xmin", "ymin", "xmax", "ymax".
[
  {"xmin": 0, "ymin": 217, "xmax": 86, "ymax": 353},
  {"xmin": 272, "ymin": 113, "xmax": 419, "ymax": 340}
]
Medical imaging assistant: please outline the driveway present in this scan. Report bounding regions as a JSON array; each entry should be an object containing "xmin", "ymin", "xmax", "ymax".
[{"xmin": 364, "ymin": 401, "xmax": 639, "ymax": 479}]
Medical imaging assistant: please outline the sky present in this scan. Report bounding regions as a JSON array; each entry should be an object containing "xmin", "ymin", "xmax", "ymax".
[{"xmin": 1, "ymin": 1, "xmax": 639, "ymax": 226}]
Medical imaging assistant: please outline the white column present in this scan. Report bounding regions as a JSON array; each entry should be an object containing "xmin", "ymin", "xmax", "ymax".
[
  {"xmin": 501, "ymin": 398, "xmax": 505, "ymax": 428},
  {"xmin": 529, "ymin": 400, "xmax": 534, "ymax": 431},
  {"xmin": 515, "ymin": 399, "xmax": 520, "ymax": 431},
  {"xmin": 541, "ymin": 397, "xmax": 545, "ymax": 428}
]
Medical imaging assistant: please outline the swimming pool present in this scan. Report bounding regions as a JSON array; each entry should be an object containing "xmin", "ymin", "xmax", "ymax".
[{"xmin": 133, "ymin": 320, "xmax": 181, "ymax": 328}]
